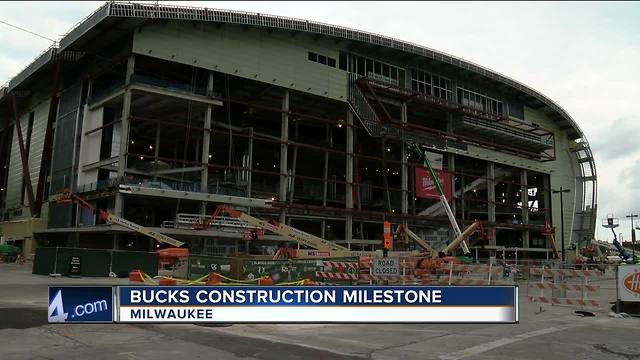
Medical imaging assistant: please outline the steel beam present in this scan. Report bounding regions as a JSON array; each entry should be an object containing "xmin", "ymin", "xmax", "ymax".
[
  {"xmin": 119, "ymin": 184, "xmax": 273, "ymax": 208},
  {"xmin": 10, "ymin": 94, "xmax": 36, "ymax": 215}
]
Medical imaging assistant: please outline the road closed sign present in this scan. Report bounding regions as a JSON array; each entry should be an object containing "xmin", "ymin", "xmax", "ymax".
[
  {"xmin": 618, "ymin": 265, "xmax": 640, "ymax": 302},
  {"xmin": 372, "ymin": 258, "xmax": 400, "ymax": 276}
]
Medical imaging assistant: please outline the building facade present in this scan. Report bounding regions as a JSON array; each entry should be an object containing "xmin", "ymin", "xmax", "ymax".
[{"xmin": 0, "ymin": 2, "xmax": 597, "ymax": 259}]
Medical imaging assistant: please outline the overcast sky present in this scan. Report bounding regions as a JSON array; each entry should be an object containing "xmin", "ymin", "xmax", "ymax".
[{"xmin": 1, "ymin": 1, "xmax": 639, "ymax": 241}]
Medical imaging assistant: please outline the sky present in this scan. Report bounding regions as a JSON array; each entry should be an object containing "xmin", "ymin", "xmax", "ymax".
[{"xmin": 0, "ymin": 1, "xmax": 639, "ymax": 241}]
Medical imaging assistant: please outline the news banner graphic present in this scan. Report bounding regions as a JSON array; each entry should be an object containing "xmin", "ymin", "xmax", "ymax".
[
  {"xmin": 49, "ymin": 286, "xmax": 518, "ymax": 323},
  {"xmin": 48, "ymin": 286, "xmax": 115, "ymax": 323}
]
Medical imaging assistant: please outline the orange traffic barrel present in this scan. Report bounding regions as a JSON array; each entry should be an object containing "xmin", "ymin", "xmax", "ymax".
[
  {"xmin": 258, "ymin": 278, "xmax": 274, "ymax": 285},
  {"xmin": 159, "ymin": 278, "xmax": 177, "ymax": 286},
  {"xmin": 206, "ymin": 273, "xmax": 221, "ymax": 285},
  {"xmin": 129, "ymin": 270, "xmax": 144, "ymax": 284}
]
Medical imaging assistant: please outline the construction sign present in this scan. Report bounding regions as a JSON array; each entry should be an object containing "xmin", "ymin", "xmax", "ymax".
[
  {"xmin": 618, "ymin": 265, "xmax": 640, "ymax": 302},
  {"xmin": 383, "ymin": 221, "xmax": 392, "ymax": 250},
  {"xmin": 415, "ymin": 168, "xmax": 451, "ymax": 200}
]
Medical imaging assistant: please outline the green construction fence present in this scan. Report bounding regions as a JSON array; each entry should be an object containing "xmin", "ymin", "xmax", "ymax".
[
  {"xmin": 32, "ymin": 247, "xmax": 158, "ymax": 277},
  {"xmin": 185, "ymin": 256, "xmax": 360, "ymax": 284}
]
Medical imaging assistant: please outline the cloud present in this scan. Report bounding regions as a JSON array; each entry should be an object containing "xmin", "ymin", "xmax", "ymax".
[{"xmin": 590, "ymin": 117, "xmax": 640, "ymax": 161}]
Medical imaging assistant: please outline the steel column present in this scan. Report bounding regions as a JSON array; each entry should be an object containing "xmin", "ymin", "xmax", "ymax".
[
  {"xmin": 200, "ymin": 72, "xmax": 214, "ymax": 214},
  {"xmin": 345, "ymin": 109, "xmax": 354, "ymax": 243},
  {"xmin": 279, "ymin": 91, "xmax": 289, "ymax": 222},
  {"xmin": 114, "ymin": 55, "xmax": 135, "ymax": 216},
  {"xmin": 487, "ymin": 162, "xmax": 496, "ymax": 246}
]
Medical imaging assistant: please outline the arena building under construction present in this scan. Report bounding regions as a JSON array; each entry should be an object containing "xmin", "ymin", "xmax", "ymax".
[{"xmin": 0, "ymin": 2, "xmax": 597, "ymax": 260}]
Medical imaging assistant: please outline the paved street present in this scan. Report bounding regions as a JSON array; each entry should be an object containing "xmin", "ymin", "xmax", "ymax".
[{"xmin": 1, "ymin": 263, "xmax": 639, "ymax": 360}]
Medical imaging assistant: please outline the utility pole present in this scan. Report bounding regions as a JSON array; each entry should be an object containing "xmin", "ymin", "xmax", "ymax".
[
  {"xmin": 628, "ymin": 213, "xmax": 638, "ymax": 261},
  {"xmin": 552, "ymin": 187, "xmax": 570, "ymax": 262}
]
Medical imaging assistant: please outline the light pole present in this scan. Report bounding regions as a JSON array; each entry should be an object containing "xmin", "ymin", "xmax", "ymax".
[
  {"xmin": 552, "ymin": 187, "xmax": 570, "ymax": 262},
  {"xmin": 627, "ymin": 213, "xmax": 638, "ymax": 262}
]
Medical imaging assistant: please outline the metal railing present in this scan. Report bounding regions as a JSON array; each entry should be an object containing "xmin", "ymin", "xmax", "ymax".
[{"xmin": 347, "ymin": 73, "xmax": 382, "ymax": 137}]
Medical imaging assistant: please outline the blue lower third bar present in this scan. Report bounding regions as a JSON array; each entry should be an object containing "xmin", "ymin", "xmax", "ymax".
[{"xmin": 117, "ymin": 286, "xmax": 518, "ymax": 324}]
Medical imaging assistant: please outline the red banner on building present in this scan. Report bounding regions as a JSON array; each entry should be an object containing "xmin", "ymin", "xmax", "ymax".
[{"xmin": 415, "ymin": 168, "xmax": 452, "ymax": 200}]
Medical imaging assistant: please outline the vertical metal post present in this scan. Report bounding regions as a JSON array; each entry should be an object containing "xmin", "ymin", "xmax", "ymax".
[
  {"xmin": 521, "ymin": 170, "xmax": 529, "ymax": 249},
  {"xmin": 247, "ymin": 127, "xmax": 253, "ymax": 199},
  {"xmin": 115, "ymin": 55, "xmax": 135, "ymax": 217},
  {"xmin": 448, "ymin": 153, "xmax": 456, "ymax": 216},
  {"xmin": 322, "ymin": 124, "xmax": 330, "ymax": 208},
  {"xmin": 289, "ymin": 122, "xmax": 299, "ymax": 204},
  {"xmin": 345, "ymin": 110, "xmax": 354, "ymax": 244},
  {"xmin": 401, "ymin": 103, "xmax": 408, "ymax": 219},
  {"xmin": 615, "ymin": 264, "xmax": 620, "ymax": 313},
  {"xmin": 200, "ymin": 72, "xmax": 214, "ymax": 214},
  {"xmin": 552, "ymin": 187, "xmax": 570, "ymax": 262},
  {"xmin": 153, "ymin": 124, "xmax": 160, "ymax": 181},
  {"xmin": 487, "ymin": 162, "xmax": 496, "ymax": 246},
  {"xmin": 279, "ymin": 91, "xmax": 289, "ymax": 223}
]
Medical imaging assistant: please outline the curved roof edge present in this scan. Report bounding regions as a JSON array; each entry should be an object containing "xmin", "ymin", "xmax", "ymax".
[{"xmin": 7, "ymin": 1, "xmax": 586, "ymax": 141}]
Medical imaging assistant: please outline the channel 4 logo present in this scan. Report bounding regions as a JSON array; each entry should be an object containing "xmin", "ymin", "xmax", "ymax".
[{"xmin": 48, "ymin": 286, "xmax": 114, "ymax": 323}]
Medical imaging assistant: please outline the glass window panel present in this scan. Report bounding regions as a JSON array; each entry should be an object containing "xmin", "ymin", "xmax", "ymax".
[
  {"xmin": 382, "ymin": 64, "xmax": 390, "ymax": 77},
  {"xmin": 357, "ymin": 57, "xmax": 365, "ymax": 75}
]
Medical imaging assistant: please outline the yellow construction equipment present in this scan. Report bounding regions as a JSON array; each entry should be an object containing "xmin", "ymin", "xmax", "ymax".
[
  {"xmin": 205, "ymin": 205, "xmax": 348, "ymax": 251},
  {"xmin": 395, "ymin": 224, "xmax": 435, "ymax": 254},
  {"xmin": 441, "ymin": 221, "xmax": 480, "ymax": 256},
  {"xmin": 54, "ymin": 190, "xmax": 184, "ymax": 247}
]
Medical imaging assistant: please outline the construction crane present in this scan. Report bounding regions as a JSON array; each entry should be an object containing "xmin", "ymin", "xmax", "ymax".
[
  {"xmin": 203, "ymin": 205, "xmax": 349, "ymax": 251},
  {"xmin": 54, "ymin": 190, "xmax": 184, "ymax": 247},
  {"xmin": 409, "ymin": 143, "xmax": 470, "ymax": 254}
]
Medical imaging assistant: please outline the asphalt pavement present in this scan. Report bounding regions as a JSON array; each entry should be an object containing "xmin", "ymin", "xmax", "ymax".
[{"xmin": 1, "ymin": 262, "xmax": 639, "ymax": 360}]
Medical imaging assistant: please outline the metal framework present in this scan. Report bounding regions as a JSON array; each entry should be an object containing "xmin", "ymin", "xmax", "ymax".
[{"xmin": 0, "ymin": 1, "xmax": 598, "ymax": 249}]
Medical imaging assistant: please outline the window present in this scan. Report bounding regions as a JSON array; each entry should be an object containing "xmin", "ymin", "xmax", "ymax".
[
  {"xmin": 433, "ymin": 75, "xmax": 452, "ymax": 100},
  {"xmin": 339, "ymin": 51, "xmax": 348, "ymax": 70},
  {"xmin": 457, "ymin": 86, "xmax": 504, "ymax": 116},
  {"xmin": 307, "ymin": 51, "xmax": 336, "ymax": 68},
  {"xmin": 411, "ymin": 69, "xmax": 432, "ymax": 95},
  {"xmin": 348, "ymin": 53, "xmax": 405, "ymax": 86},
  {"xmin": 411, "ymin": 70, "xmax": 452, "ymax": 100}
]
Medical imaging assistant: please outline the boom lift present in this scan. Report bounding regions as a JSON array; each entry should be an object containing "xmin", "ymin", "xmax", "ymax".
[
  {"xmin": 395, "ymin": 224, "xmax": 435, "ymax": 254},
  {"xmin": 409, "ymin": 143, "xmax": 470, "ymax": 254},
  {"xmin": 541, "ymin": 223, "xmax": 560, "ymax": 259},
  {"xmin": 201, "ymin": 205, "xmax": 349, "ymax": 251},
  {"xmin": 55, "ymin": 191, "xmax": 184, "ymax": 247}
]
